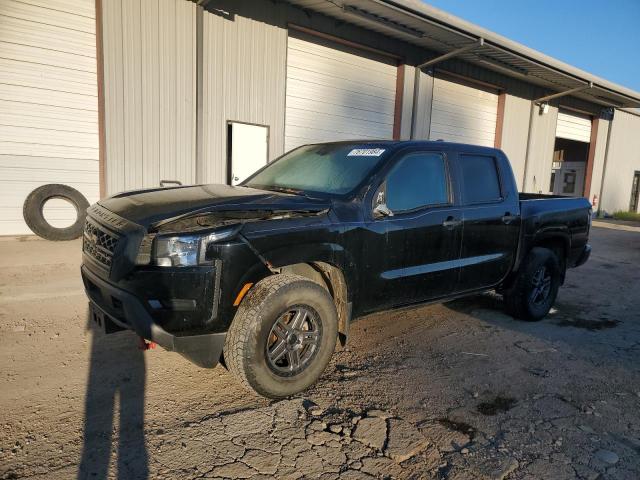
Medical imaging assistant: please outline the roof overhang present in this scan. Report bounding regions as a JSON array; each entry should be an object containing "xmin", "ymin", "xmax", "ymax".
[{"xmin": 284, "ymin": 0, "xmax": 640, "ymax": 108}]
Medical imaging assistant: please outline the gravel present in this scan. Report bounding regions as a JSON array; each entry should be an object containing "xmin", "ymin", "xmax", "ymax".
[{"xmin": 1, "ymin": 227, "xmax": 639, "ymax": 479}]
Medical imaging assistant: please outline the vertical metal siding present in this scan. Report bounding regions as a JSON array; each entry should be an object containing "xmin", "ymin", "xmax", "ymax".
[
  {"xmin": 201, "ymin": 9, "xmax": 287, "ymax": 183},
  {"xmin": 399, "ymin": 65, "xmax": 415, "ymax": 140},
  {"xmin": 523, "ymin": 105, "xmax": 558, "ymax": 193},
  {"xmin": 501, "ymin": 94, "xmax": 531, "ymax": 187},
  {"xmin": 102, "ymin": 0, "xmax": 196, "ymax": 194},
  {"xmin": 587, "ymin": 118, "xmax": 609, "ymax": 202},
  {"xmin": 0, "ymin": 0, "xmax": 99, "ymax": 235},
  {"xmin": 411, "ymin": 70, "xmax": 434, "ymax": 139},
  {"xmin": 600, "ymin": 110, "xmax": 640, "ymax": 213}
]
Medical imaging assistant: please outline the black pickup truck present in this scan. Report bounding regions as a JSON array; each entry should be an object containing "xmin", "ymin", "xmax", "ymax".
[{"xmin": 82, "ymin": 141, "xmax": 591, "ymax": 398}]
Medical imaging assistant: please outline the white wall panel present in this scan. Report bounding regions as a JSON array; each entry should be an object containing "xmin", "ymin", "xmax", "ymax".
[
  {"xmin": 430, "ymin": 76, "xmax": 498, "ymax": 147},
  {"xmin": 600, "ymin": 110, "xmax": 640, "ymax": 213},
  {"xmin": 284, "ymin": 35, "xmax": 396, "ymax": 152},
  {"xmin": 523, "ymin": 106, "xmax": 559, "ymax": 193},
  {"xmin": 587, "ymin": 118, "xmax": 609, "ymax": 202},
  {"xmin": 202, "ymin": 7, "xmax": 287, "ymax": 183},
  {"xmin": 500, "ymin": 94, "xmax": 530, "ymax": 188},
  {"xmin": 556, "ymin": 111, "xmax": 592, "ymax": 143},
  {"xmin": 102, "ymin": 0, "xmax": 196, "ymax": 194},
  {"xmin": 0, "ymin": 0, "xmax": 98, "ymax": 235}
]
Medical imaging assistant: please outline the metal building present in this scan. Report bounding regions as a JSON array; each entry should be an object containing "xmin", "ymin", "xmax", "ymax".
[{"xmin": 1, "ymin": 0, "xmax": 640, "ymax": 237}]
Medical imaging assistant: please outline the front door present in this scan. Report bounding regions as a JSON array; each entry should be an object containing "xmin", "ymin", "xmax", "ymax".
[
  {"xmin": 455, "ymin": 153, "xmax": 520, "ymax": 292},
  {"xmin": 364, "ymin": 150, "xmax": 462, "ymax": 309}
]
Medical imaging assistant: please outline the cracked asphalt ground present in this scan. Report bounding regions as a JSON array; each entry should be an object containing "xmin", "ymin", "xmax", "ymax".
[{"xmin": 1, "ymin": 225, "xmax": 639, "ymax": 479}]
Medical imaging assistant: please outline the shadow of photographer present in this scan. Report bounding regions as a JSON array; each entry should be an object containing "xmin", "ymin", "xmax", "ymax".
[{"xmin": 78, "ymin": 308, "xmax": 149, "ymax": 479}]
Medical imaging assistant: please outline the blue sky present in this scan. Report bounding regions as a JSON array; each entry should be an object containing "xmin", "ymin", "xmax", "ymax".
[{"xmin": 423, "ymin": 0, "xmax": 640, "ymax": 92}]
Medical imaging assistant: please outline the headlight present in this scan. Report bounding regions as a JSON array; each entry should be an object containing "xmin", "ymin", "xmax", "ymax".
[
  {"xmin": 136, "ymin": 226, "xmax": 240, "ymax": 267},
  {"xmin": 155, "ymin": 235, "xmax": 201, "ymax": 267}
]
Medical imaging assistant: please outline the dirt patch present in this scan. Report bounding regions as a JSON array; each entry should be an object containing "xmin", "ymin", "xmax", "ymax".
[
  {"xmin": 555, "ymin": 317, "xmax": 620, "ymax": 331},
  {"xmin": 476, "ymin": 396, "xmax": 518, "ymax": 416},
  {"xmin": 437, "ymin": 418, "xmax": 476, "ymax": 439}
]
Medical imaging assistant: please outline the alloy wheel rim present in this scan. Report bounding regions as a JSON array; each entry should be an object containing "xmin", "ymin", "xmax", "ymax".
[
  {"xmin": 530, "ymin": 266, "xmax": 552, "ymax": 306},
  {"xmin": 266, "ymin": 305, "xmax": 322, "ymax": 376}
]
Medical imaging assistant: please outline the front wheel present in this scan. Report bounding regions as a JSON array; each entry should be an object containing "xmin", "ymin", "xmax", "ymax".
[
  {"xmin": 224, "ymin": 274, "xmax": 338, "ymax": 398},
  {"xmin": 503, "ymin": 247, "xmax": 562, "ymax": 321}
]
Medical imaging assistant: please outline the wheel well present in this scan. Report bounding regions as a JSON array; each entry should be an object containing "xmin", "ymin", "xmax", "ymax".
[
  {"xmin": 279, "ymin": 262, "xmax": 350, "ymax": 346},
  {"xmin": 532, "ymin": 237, "xmax": 568, "ymax": 281}
]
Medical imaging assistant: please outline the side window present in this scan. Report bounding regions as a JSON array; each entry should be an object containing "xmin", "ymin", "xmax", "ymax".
[
  {"xmin": 384, "ymin": 152, "xmax": 448, "ymax": 212},
  {"xmin": 459, "ymin": 155, "xmax": 502, "ymax": 204}
]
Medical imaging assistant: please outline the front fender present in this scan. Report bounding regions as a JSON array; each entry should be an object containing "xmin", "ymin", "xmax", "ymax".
[{"xmin": 258, "ymin": 242, "xmax": 358, "ymax": 304}]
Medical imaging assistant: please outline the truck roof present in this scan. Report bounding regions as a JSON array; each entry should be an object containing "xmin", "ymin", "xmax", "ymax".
[{"xmin": 305, "ymin": 140, "xmax": 502, "ymax": 155}]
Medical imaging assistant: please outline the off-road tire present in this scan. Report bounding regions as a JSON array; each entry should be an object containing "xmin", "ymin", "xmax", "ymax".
[
  {"xmin": 224, "ymin": 274, "xmax": 338, "ymax": 398},
  {"xmin": 504, "ymin": 247, "xmax": 562, "ymax": 321},
  {"xmin": 22, "ymin": 184, "xmax": 89, "ymax": 241}
]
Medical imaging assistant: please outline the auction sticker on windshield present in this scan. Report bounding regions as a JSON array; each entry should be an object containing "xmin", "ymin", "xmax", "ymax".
[{"xmin": 347, "ymin": 148, "xmax": 386, "ymax": 157}]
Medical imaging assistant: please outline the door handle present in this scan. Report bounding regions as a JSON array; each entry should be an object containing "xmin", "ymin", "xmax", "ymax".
[
  {"xmin": 442, "ymin": 216, "xmax": 462, "ymax": 229},
  {"xmin": 501, "ymin": 213, "xmax": 517, "ymax": 224}
]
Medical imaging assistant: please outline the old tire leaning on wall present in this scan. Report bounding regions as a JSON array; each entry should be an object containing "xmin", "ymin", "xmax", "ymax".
[{"xmin": 23, "ymin": 184, "xmax": 90, "ymax": 241}]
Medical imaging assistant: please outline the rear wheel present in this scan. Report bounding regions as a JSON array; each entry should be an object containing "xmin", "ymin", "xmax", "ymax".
[
  {"xmin": 224, "ymin": 274, "xmax": 338, "ymax": 398},
  {"xmin": 503, "ymin": 247, "xmax": 562, "ymax": 321}
]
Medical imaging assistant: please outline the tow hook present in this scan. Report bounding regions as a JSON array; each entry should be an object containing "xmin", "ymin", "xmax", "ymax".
[{"xmin": 137, "ymin": 336, "xmax": 157, "ymax": 351}]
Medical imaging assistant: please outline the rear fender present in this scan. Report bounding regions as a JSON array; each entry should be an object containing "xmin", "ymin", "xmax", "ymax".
[{"xmin": 507, "ymin": 227, "xmax": 570, "ymax": 288}]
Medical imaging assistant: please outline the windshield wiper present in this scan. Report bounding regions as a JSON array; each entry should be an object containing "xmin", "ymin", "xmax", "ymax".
[{"xmin": 254, "ymin": 185, "xmax": 306, "ymax": 196}]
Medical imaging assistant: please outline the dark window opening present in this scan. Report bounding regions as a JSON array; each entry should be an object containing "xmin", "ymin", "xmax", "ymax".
[
  {"xmin": 553, "ymin": 138, "xmax": 589, "ymax": 163},
  {"xmin": 630, "ymin": 171, "xmax": 640, "ymax": 213},
  {"xmin": 385, "ymin": 152, "xmax": 448, "ymax": 212},
  {"xmin": 459, "ymin": 155, "xmax": 502, "ymax": 204}
]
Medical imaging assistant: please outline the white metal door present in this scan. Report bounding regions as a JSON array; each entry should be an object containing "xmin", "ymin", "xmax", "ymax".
[
  {"xmin": 229, "ymin": 123, "xmax": 268, "ymax": 185},
  {"xmin": 430, "ymin": 76, "xmax": 498, "ymax": 147},
  {"xmin": 551, "ymin": 161, "xmax": 586, "ymax": 196},
  {"xmin": 285, "ymin": 34, "xmax": 397, "ymax": 152},
  {"xmin": 556, "ymin": 111, "xmax": 592, "ymax": 142},
  {"xmin": 0, "ymin": 0, "xmax": 99, "ymax": 235}
]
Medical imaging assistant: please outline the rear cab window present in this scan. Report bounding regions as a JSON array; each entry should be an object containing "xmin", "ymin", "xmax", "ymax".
[
  {"xmin": 458, "ymin": 154, "xmax": 503, "ymax": 204},
  {"xmin": 384, "ymin": 152, "xmax": 449, "ymax": 213}
]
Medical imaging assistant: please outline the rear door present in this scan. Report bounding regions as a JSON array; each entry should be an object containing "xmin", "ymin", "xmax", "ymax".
[
  {"xmin": 454, "ymin": 153, "xmax": 520, "ymax": 292},
  {"xmin": 368, "ymin": 149, "xmax": 463, "ymax": 307}
]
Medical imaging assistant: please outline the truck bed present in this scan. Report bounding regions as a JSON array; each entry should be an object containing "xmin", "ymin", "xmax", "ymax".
[
  {"xmin": 517, "ymin": 193, "xmax": 592, "ymax": 270},
  {"xmin": 519, "ymin": 192, "xmax": 573, "ymax": 201}
]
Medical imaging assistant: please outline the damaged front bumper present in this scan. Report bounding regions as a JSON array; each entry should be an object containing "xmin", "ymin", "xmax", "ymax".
[{"xmin": 82, "ymin": 265, "xmax": 226, "ymax": 368}]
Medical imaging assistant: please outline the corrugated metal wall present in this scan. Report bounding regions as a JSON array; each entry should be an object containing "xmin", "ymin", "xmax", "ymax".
[
  {"xmin": 500, "ymin": 94, "xmax": 531, "ymax": 188},
  {"xmin": 101, "ymin": 0, "xmax": 196, "ymax": 194},
  {"xmin": 201, "ymin": 8, "xmax": 287, "ymax": 184},
  {"xmin": 523, "ymin": 105, "xmax": 559, "ymax": 193},
  {"xmin": 0, "ymin": 0, "xmax": 99, "ymax": 235},
  {"xmin": 600, "ymin": 110, "xmax": 640, "ymax": 213},
  {"xmin": 398, "ymin": 66, "xmax": 415, "ymax": 140},
  {"xmin": 410, "ymin": 70, "xmax": 434, "ymax": 139},
  {"xmin": 95, "ymin": 0, "xmax": 634, "ymax": 214},
  {"xmin": 587, "ymin": 118, "xmax": 609, "ymax": 202}
]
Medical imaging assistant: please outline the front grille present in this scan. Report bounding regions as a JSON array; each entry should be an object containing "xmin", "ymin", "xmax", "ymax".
[{"xmin": 83, "ymin": 219, "xmax": 119, "ymax": 268}]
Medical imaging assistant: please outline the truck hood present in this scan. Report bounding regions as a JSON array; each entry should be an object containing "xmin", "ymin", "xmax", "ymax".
[{"xmin": 98, "ymin": 184, "xmax": 331, "ymax": 230}]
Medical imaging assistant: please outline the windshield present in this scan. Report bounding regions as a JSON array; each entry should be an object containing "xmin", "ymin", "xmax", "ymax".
[{"xmin": 243, "ymin": 143, "xmax": 389, "ymax": 196}]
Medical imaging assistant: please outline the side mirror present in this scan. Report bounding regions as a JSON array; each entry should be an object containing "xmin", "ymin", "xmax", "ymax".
[{"xmin": 373, "ymin": 203, "xmax": 394, "ymax": 218}]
